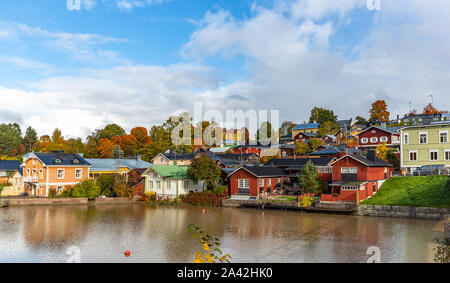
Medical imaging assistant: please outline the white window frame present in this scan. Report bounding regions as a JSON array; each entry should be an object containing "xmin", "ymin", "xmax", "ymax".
[
  {"xmin": 380, "ymin": 136, "xmax": 388, "ymax": 143},
  {"xmin": 33, "ymin": 159, "xmax": 37, "ymax": 165},
  {"xmin": 409, "ymin": 151, "xmax": 418, "ymax": 162},
  {"xmin": 184, "ymin": 181, "xmax": 189, "ymax": 189},
  {"xmin": 349, "ymin": 167, "xmax": 358, "ymax": 174},
  {"xmin": 370, "ymin": 137, "xmax": 378, "ymax": 143},
  {"xmin": 149, "ymin": 181, "xmax": 153, "ymax": 190},
  {"xmin": 156, "ymin": 181, "xmax": 161, "ymax": 189},
  {"xmin": 361, "ymin": 138, "xmax": 368, "ymax": 144},
  {"xmin": 166, "ymin": 181, "xmax": 171, "ymax": 190},
  {"xmin": 419, "ymin": 132, "xmax": 428, "ymax": 144},
  {"xmin": 439, "ymin": 131, "xmax": 448, "ymax": 143},
  {"xmin": 57, "ymin": 186, "xmax": 64, "ymax": 194},
  {"xmin": 57, "ymin": 169, "xmax": 65, "ymax": 180},
  {"xmin": 444, "ymin": 150, "xmax": 450, "ymax": 161},
  {"xmin": 26, "ymin": 168, "xmax": 30, "ymax": 176},
  {"xmin": 39, "ymin": 169, "xmax": 43, "ymax": 179},
  {"xmin": 403, "ymin": 133, "xmax": 409, "ymax": 145},
  {"xmin": 429, "ymin": 150, "xmax": 438, "ymax": 161},
  {"xmin": 341, "ymin": 168, "xmax": 349, "ymax": 174},
  {"xmin": 75, "ymin": 169, "xmax": 82, "ymax": 179},
  {"xmin": 238, "ymin": 179, "xmax": 250, "ymax": 189},
  {"xmin": 259, "ymin": 179, "xmax": 264, "ymax": 187}
]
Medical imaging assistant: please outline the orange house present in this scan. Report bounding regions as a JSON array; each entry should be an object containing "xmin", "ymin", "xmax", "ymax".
[{"xmin": 21, "ymin": 151, "xmax": 91, "ymax": 196}]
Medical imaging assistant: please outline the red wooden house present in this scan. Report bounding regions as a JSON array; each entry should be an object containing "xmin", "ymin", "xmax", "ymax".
[
  {"xmin": 294, "ymin": 132, "xmax": 317, "ymax": 143},
  {"xmin": 227, "ymin": 166, "xmax": 287, "ymax": 197},
  {"xmin": 321, "ymin": 151, "xmax": 393, "ymax": 203},
  {"xmin": 357, "ymin": 126, "xmax": 400, "ymax": 150}
]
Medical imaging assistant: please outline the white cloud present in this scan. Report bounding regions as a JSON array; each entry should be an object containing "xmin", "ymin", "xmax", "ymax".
[{"xmin": 116, "ymin": 0, "xmax": 172, "ymax": 11}]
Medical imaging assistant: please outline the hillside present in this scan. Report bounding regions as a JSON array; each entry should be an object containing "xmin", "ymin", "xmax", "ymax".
[{"xmin": 362, "ymin": 176, "xmax": 450, "ymax": 208}]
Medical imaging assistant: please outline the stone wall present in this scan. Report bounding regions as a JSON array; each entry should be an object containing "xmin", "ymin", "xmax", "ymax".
[
  {"xmin": 356, "ymin": 205, "xmax": 450, "ymax": 220},
  {"xmin": 94, "ymin": 198, "xmax": 135, "ymax": 205},
  {"xmin": 1, "ymin": 197, "xmax": 88, "ymax": 207}
]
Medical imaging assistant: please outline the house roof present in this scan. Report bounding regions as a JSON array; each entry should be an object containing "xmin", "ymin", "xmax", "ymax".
[
  {"xmin": 85, "ymin": 158, "xmax": 151, "ymax": 172},
  {"xmin": 228, "ymin": 166, "xmax": 288, "ymax": 178},
  {"xmin": 292, "ymin": 123, "xmax": 321, "ymax": 131},
  {"xmin": 332, "ymin": 154, "xmax": 393, "ymax": 167},
  {"xmin": 337, "ymin": 119, "xmax": 353, "ymax": 130},
  {"xmin": 29, "ymin": 152, "xmax": 90, "ymax": 166},
  {"xmin": 160, "ymin": 152, "xmax": 197, "ymax": 161},
  {"xmin": 294, "ymin": 132, "xmax": 317, "ymax": 139},
  {"xmin": 149, "ymin": 165, "xmax": 189, "ymax": 179},
  {"xmin": 0, "ymin": 160, "xmax": 21, "ymax": 171},
  {"xmin": 357, "ymin": 125, "xmax": 400, "ymax": 136},
  {"xmin": 264, "ymin": 157, "xmax": 335, "ymax": 167}
]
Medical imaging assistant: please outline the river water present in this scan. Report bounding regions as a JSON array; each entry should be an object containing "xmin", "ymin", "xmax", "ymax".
[{"xmin": 0, "ymin": 204, "xmax": 444, "ymax": 263}]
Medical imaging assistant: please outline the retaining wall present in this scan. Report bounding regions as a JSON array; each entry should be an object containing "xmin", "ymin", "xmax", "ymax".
[
  {"xmin": 94, "ymin": 198, "xmax": 135, "ymax": 205},
  {"xmin": 356, "ymin": 205, "xmax": 450, "ymax": 220},
  {"xmin": 1, "ymin": 198, "xmax": 88, "ymax": 207}
]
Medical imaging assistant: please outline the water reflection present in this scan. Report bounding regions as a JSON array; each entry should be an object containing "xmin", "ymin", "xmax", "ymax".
[{"xmin": 0, "ymin": 205, "xmax": 444, "ymax": 263}]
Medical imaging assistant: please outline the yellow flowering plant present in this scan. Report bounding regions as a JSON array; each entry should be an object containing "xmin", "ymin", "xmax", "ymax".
[{"xmin": 188, "ymin": 224, "xmax": 231, "ymax": 263}]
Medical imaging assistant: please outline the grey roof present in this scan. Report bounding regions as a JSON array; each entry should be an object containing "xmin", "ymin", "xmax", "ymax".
[
  {"xmin": 338, "ymin": 119, "xmax": 352, "ymax": 129},
  {"xmin": 230, "ymin": 166, "xmax": 288, "ymax": 177},
  {"xmin": 358, "ymin": 125, "xmax": 400, "ymax": 135},
  {"xmin": 86, "ymin": 158, "xmax": 152, "ymax": 172},
  {"xmin": 339, "ymin": 154, "xmax": 393, "ymax": 167},
  {"xmin": 162, "ymin": 153, "xmax": 197, "ymax": 161},
  {"xmin": 264, "ymin": 157, "xmax": 335, "ymax": 167},
  {"xmin": 0, "ymin": 160, "xmax": 22, "ymax": 175}
]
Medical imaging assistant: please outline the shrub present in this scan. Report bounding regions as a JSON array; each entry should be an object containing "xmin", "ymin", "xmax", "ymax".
[
  {"xmin": 143, "ymin": 191, "xmax": 156, "ymax": 202},
  {"xmin": 48, "ymin": 188, "xmax": 57, "ymax": 198},
  {"xmin": 72, "ymin": 180, "xmax": 101, "ymax": 200},
  {"xmin": 180, "ymin": 191, "xmax": 222, "ymax": 207},
  {"xmin": 299, "ymin": 196, "xmax": 313, "ymax": 208},
  {"xmin": 61, "ymin": 186, "xmax": 75, "ymax": 198},
  {"xmin": 211, "ymin": 186, "xmax": 227, "ymax": 197},
  {"xmin": 96, "ymin": 175, "xmax": 115, "ymax": 197},
  {"xmin": 113, "ymin": 178, "xmax": 134, "ymax": 199}
]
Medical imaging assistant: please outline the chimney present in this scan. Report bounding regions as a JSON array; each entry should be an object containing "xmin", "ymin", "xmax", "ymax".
[
  {"xmin": 367, "ymin": 150, "xmax": 376, "ymax": 161},
  {"xmin": 381, "ymin": 122, "xmax": 386, "ymax": 129}
]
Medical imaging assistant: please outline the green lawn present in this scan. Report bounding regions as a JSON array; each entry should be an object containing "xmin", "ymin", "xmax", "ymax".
[{"xmin": 362, "ymin": 176, "xmax": 450, "ymax": 208}]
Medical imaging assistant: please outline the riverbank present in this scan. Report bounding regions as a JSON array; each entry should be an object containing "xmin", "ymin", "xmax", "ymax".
[
  {"xmin": 0, "ymin": 197, "xmax": 135, "ymax": 207},
  {"xmin": 356, "ymin": 204, "xmax": 450, "ymax": 220}
]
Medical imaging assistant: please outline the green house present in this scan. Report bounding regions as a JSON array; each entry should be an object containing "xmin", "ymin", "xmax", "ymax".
[{"xmin": 400, "ymin": 122, "xmax": 450, "ymax": 174}]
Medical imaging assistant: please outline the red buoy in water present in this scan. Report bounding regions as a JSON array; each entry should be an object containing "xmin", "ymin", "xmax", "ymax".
[
  {"xmin": 124, "ymin": 251, "xmax": 131, "ymax": 257},
  {"xmin": 202, "ymin": 209, "xmax": 206, "ymax": 214}
]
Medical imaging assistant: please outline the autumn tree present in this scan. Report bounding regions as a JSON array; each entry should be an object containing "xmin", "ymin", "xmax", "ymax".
[
  {"xmin": 309, "ymin": 107, "xmax": 337, "ymax": 124},
  {"xmin": 369, "ymin": 100, "xmax": 390, "ymax": 122},
  {"xmin": 317, "ymin": 121, "xmax": 339, "ymax": 138},
  {"xmin": 84, "ymin": 136, "xmax": 99, "ymax": 158},
  {"xmin": 97, "ymin": 124, "xmax": 126, "ymax": 140},
  {"xmin": 187, "ymin": 155, "xmax": 221, "ymax": 189},
  {"xmin": 355, "ymin": 116, "xmax": 368, "ymax": 126},
  {"xmin": 66, "ymin": 138, "xmax": 84, "ymax": 154},
  {"xmin": 131, "ymin": 127, "xmax": 151, "ymax": 149},
  {"xmin": 97, "ymin": 138, "xmax": 115, "ymax": 158},
  {"xmin": 376, "ymin": 143, "xmax": 390, "ymax": 160},
  {"xmin": 294, "ymin": 141, "xmax": 310, "ymax": 156},
  {"xmin": 422, "ymin": 103, "xmax": 441, "ymax": 115}
]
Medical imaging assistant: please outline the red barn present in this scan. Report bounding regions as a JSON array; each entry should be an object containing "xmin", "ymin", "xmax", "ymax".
[
  {"xmin": 228, "ymin": 166, "xmax": 287, "ymax": 197},
  {"xmin": 357, "ymin": 126, "xmax": 400, "ymax": 150},
  {"xmin": 321, "ymin": 151, "xmax": 393, "ymax": 203}
]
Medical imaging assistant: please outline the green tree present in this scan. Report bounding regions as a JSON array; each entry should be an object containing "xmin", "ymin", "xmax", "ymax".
[
  {"xmin": 256, "ymin": 121, "xmax": 276, "ymax": 143},
  {"xmin": 72, "ymin": 180, "xmax": 101, "ymax": 200},
  {"xmin": 23, "ymin": 126, "xmax": 38, "ymax": 152},
  {"xmin": 96, "ymin": 175, "xmax": 115, "ymax": 197},
  {"xmin": 355, "ymin": 116, "xmax": 368, "ymax": 126},
  {"xmin": 294, "ymin": 142, "xmax": 310, "ymax": 155},
  {"xmin": 187, "ymin": 155, "xmax": 221, "ymax": 189},
  {"xmin": 309, "ymin": 107, "xmax": 337, "ymax": 124},
  {"xmin": 279, "ymin": 121, "xmax": 295, "ymax": 137},
  {"xmin": 66, "ymin": 138, "xmax": 84, "ymax": 154},
  {"xmin": 317, "ymin": 121, "xmax": 339, "ymax": 138},
  {"xmin": 98, "ymin": 124, "xmax": 126, "ymax": 140},
  {"xmin": 0, "ymin": 123, "xmax": 22, "ymax": 156},
  {"xmin": 297, "ymin": 160, "xmax": 322, "ymax": 194}
]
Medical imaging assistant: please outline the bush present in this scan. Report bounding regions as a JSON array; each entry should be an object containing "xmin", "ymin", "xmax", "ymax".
[
  {"xmin": 180, "ymin": 191, "xmax": 222, "ymax": 207},
  {"xmin": 211, "ymin": 186, "xmax": 227, "ymax": 197},
  {"xmin": 113, "ymin": 178, "xmax": 134, "ymax": 199},
  {"xmin": 72, "ymin": 180, "xmax": 101, "ymax": 200},
  {"xmin": 298, "ymin": 196, "xmax": 313, "ymax": 208},
  {"xmin": 48, "ymin": 188, "xmax": 57, "ymax": 198},
  {"xmin": 143, "ymin": 191, "xmax": 156, "ymax": 202},
  {"xmin": 96, "ymin": 175, "xmax": 115, "ymax": 197}
]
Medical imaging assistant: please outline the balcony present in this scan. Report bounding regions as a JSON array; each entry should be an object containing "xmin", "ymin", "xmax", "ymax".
[{"xmin": 23, "ymin": 176, "xmax": 39, "ymax": 183}]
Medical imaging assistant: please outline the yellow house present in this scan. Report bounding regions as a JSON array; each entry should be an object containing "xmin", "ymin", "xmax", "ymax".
[
  {"xmin": 291, "ymin": 123, "xmax": 321, "ymax": 138},
  {"xmin": 0, "ymin": 170, "xmax": 24, "ymax": 196},
  {"xmin": 85, "ymin": 157, "xmax": 152, "ymax": 179}
]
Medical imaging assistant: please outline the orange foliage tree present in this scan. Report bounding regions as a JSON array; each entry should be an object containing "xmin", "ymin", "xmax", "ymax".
[
  {"xmin": 131, "ymin": 127, "xmax": 151, "ymax": 149},
  {"xmin": 422, "ymin": 103, "xmax": 441, "ymax": 115},
  {"xmin": 369, "ymin": 100, "xmax": 390, "ymax": 122},
  {"xmin": 97, "ymin": 138, "xmax": 115, "ymax": 158}
]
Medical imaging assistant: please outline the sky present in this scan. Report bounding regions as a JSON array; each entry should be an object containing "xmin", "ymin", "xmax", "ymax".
[{"xmin": 0, "ymin": 0, "xmax": 449, "ymax": 139}]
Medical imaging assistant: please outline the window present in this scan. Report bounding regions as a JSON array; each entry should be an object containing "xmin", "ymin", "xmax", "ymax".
[
  {"xmin": 267, "ymin": 179, "xmax": 271, "ymax": 186},
  {"xmin": 238, "ymin": 179, "xmax": 250, "ymax": 189},
  {"xmin": 166, "ymin": 181, "xmax": 171, "ymax": 190},
  {"xmin": 380, "ymin": 136, "xmax": 388, "ymax": 143},
  {"xmin": 440, "ymin": 131, "xmax": 448, "ymax": 143},
  {"xmin": 445, "ymin": 150, "xmax": 450, "ymax": 161},
  {"xmin": 370, "ymin": 137, "xmax": 378, "ymax": 143},
  {"xmin": 149, "ymin": 181, "xmax": 153, "ymax": 189},
  {"xmin": 419, "ymin": 132, "xmax": 427, "ymax": 144},
  {"xmin": 33, "ymin": 159, "xmax": 37, "ymax": 165},
  {"xmin": 361, "ymin": 138, "xmax": 368, "ymax": 144},
  {"xmin": 75, "ymin": 169, "xmax": 82, "ymax": 179},
  {"xmin": 26, "ymin": 168, "xmax": 30, "ymax": 176},
  {"xmin": 55, "ymin": 159, "xmax": 62, "ymax": 164},
  {"xmin": 184, "ymin": 181, "xmax": 189, "ymax": 189},
  {"xmin": 404, "ymin": 134, "xmax": 409, "ymax": 145},
  {"xmin": 371, "ymin": 130, "xmax": 376, "ymax": 134},
  {"xmin": 39, "ymin": 169, "xmax": 43, "ymax": 179},
  {"xmin": 349, "ymin": 168, "xmax": 358, "ymax": 174},
  {"xmin": 430, "ymin": 150, "xmax": 438, "ymax": 161},
  {"xmin": 156, "ymin": 181, "xmax": 161, "ymax": 189},
  {"xmin": 342, "ymin": 186, "xmax": 358, "ymax": 191},
  {"xmin": 57, "ymin": 186, "xmax": 64, "ymax": 194},
  {"xmin": 409, "ymin": 151, "xmax": 418, "ymax": 161},
  {"xmin": 259, "ymin": 179, "xmax": 264, "ymax": 187},
  {"xmin": 73, "ymin": 159, "xmax": 79, "ymax": 164},
  {"xmin": 57, "ymin": 169, "xmax": 65, "ymax": 179},
  {"xmin": 341, "ymin": 168, "xmax": 349, "ymax": 174}
]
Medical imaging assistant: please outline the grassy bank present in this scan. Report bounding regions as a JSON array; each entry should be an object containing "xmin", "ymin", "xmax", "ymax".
[{"xmin": 362, "ymin": 176, "xmax": 450, "ymax": 208}]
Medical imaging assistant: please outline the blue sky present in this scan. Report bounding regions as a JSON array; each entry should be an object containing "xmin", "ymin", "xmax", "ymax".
[{"xmin": 0, "ymin": 0, "xmax": 449, "ymax": 138}]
